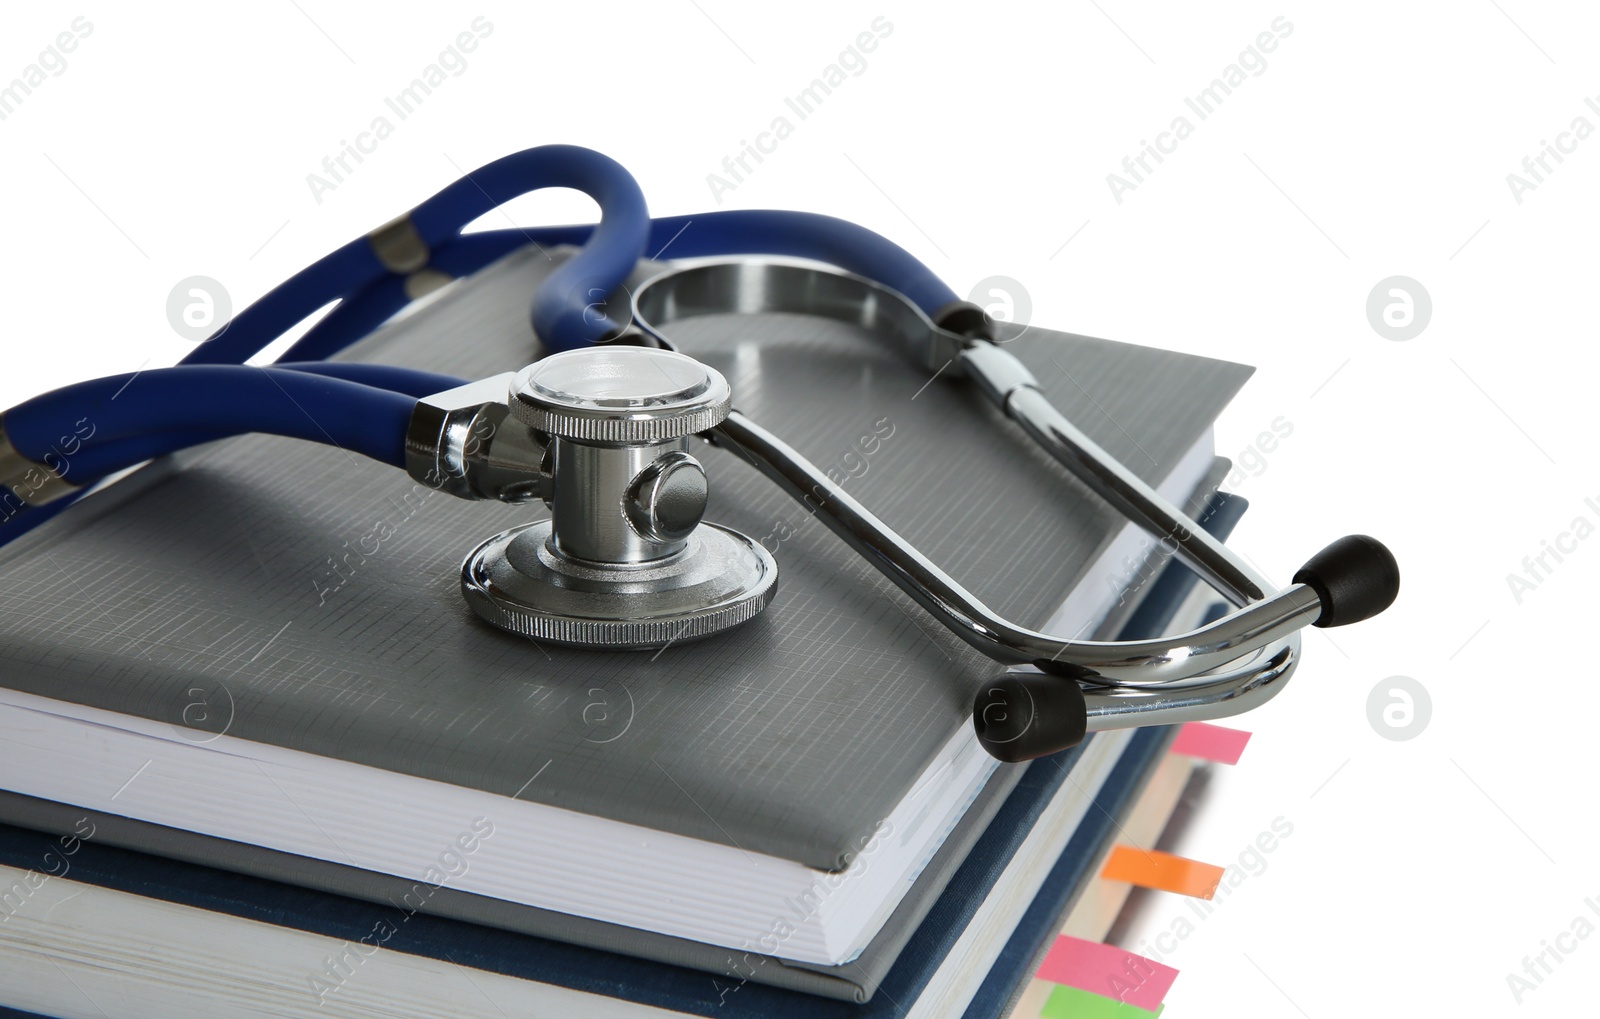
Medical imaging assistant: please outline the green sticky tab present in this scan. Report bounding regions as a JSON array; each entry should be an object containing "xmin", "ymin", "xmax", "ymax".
[{"xmin": 1040, "ymin": 983, "xmax": 1165, "ymax": 1019}]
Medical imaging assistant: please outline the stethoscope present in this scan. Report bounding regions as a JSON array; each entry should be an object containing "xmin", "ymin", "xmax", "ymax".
[{"xmin": 0, "ymin": 145, "xmax": 1399, "ymax": 762}]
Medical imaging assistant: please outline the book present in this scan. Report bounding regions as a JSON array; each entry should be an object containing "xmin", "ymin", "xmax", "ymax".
[
  {"xmin": 0, "ymin": 491, "xmax": 1244, "ymax": 1019},
  {"xmin": 0, "ymin": 244, "xmax": 1252, "ymax": 992}
]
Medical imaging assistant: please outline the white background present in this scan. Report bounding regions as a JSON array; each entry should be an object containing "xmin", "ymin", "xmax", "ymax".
[{"xmin": 2, "ymin": 2, "xmax": 1597, "ymax": 1015}]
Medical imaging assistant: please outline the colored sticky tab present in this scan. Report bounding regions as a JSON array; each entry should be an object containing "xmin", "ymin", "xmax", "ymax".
[
  {"xmin": 1170, "ymin": 721, "xmax": 1251, "ymax": 764},
  {"xmin": 1101, "ymin": 845, "xmax": 1224, "ymax": 899},
  {"xmin": 1041, "ymin": 984, "xmax": 1165, "ymax": 1018},
  {"xmin": 1035, "ymin": 935, "xmax": 1177, "ymax": 1011}
]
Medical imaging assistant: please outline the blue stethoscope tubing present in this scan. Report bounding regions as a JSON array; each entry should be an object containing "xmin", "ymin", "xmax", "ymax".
[
  {"xmin": 178, "ymin": 144, "xmax": 651, "ymax": 367},
  {"xmin": 0, "ymin": 144, "xmax": 956, "ymax": 545},
  {"xmin": 278, "ymin": 213, "xmax": 959, "ymax": 363}
]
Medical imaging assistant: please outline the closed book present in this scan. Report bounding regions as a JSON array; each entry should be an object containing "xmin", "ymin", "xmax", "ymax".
[{"xmin": 0, "ymin": 244, "xmax": 1251, "ymax": 996}]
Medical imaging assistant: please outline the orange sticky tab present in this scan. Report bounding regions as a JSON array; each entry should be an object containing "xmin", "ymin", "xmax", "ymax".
[{"xmin": 1101, "ymin": 845, "xmax": 1224, "ymax": 899}]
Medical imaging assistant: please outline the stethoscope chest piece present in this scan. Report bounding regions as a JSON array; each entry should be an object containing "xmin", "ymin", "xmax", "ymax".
[{"xmin": 459, "ymin": 347, "xmax": 777, "ymax": 649}]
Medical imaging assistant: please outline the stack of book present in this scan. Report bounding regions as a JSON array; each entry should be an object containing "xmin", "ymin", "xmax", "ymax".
[{"xmin": 0, "ymin": 245, "xmax": 1255, "ymax": 1017}]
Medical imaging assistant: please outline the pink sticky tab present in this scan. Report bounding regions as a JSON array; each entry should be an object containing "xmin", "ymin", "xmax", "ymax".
[
  {"xmin": 1170, "ymin": 721, "xmax": 1251, "ymax": 765},
  {"xmin": 1035, "ymin": 935, "xmax": 1178, "ymax": 1011}
]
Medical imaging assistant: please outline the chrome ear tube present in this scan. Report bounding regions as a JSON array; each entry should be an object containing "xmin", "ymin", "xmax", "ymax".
[
  {"xmin": 704, "ymin": 405, "xmax": 1395, "ymax": 763},
  {"xmin": 406, "ymin": 260, "xmax": 1398, "ymax": 763},
  {"xmin": 629, "ymin": 260, "xmax": 1398, "ymax": 762}
]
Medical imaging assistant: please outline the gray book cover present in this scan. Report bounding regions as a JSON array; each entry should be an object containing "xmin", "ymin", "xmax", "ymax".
[
  {"xmin": 0, "ymin": 246, "xmax": 1251, "ymax": 874},
  {"xmin": 0, "ymin": 462, "xmax": 1226, "ymax": 1003}
]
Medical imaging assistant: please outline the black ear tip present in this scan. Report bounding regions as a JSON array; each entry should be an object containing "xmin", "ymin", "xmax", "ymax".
[
  {"xmin": 972, "ymin": 673, "xmax": 1088, "ymax": 763},
  {"xmin": 1293, "ymin": 534, "xmax": 1400, "ymax": 628}
]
